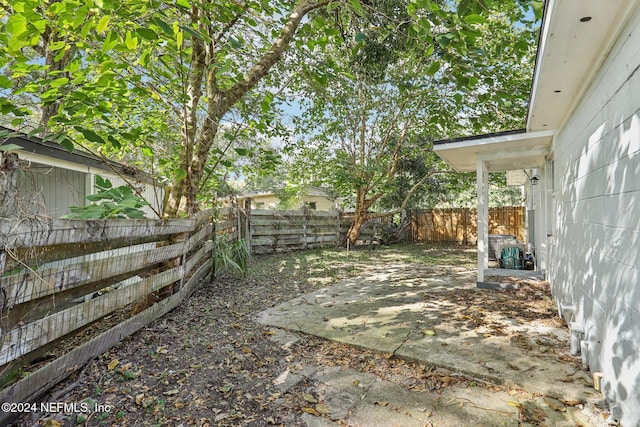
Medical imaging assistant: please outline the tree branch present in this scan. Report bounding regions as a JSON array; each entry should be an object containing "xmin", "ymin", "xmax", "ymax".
[
  {"xmin": 221, "ymin": 0, "xmax": 332, "ymax": 113},
  {"xmin": 213, "ymin": 2, "xmax": 249, "ymax": 45},
  {"xmin": 366, "ymin": 170, "xmax": 451, "ymax": 220}
]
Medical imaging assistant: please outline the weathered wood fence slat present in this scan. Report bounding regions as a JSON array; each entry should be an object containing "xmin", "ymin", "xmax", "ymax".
[
  {"xmin": 1, "ymin": 217, "xmax": 194, "ymax": 249},
  {"xmin": 3, "ymin": 242, "xmax": 185, "ymax": 307},
  {"xmin": 0, "ymin": 209, "xmax": 222, "ymax": 425}
]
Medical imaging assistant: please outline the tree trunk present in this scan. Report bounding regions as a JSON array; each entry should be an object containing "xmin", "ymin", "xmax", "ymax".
[
  {"xmin": 344, "ymin": 211, "xmax": 367, "ymax": 247},
  {"xmin": 36, "ymin": 25, "xmax": 76, "ymax": 135},
  {"xmin": 162, "ymin": 0, "xmax": 330, "ymax": 218},
  {"xmin": 344, "ymin": 187, "xmax": 373, "ymax": 246}
]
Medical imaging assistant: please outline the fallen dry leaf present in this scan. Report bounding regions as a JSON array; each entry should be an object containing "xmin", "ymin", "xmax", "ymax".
[
  {"xmin": 303, "ymin": 393, "xmax": 318, "ymax": 403},
  {"xmin": 315, "ymin": 403, "xmax": 331, "ymax": 414},
  {"xmin": 302, "ymin": 406, "xmax": 320, "ymax": 416},
  {"xmin": 107, "ymin": 359, "xmax": 119, "ymax": 370},
  {"xmin": 214, "ymin": 413, "xmax": 229, "ymax": 422},
  {"xmin": 543, "ymin": 397, "xmax": 566, "ymax": 412},
  {"xmin": 135, "ymin": 393, "xmax": 145, "ymax": 406}
]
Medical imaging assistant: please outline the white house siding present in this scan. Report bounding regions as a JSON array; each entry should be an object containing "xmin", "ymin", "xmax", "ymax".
[
  {"xmin": 547, "ymin": 5, "xmax": 640, "ymax": 424},
  {"xmin": 18, "ymin": 162, "xmax": 86, "ymax": 217}
]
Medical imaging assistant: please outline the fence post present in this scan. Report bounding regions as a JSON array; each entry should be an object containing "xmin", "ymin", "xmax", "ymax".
[
  {"xmin": 0, "ymin": 152, "xmax": 19, "ymax": 218},
  {"xmin": 302, "ymin": 208, "xmax": 308, "ymax": 249},
  {"xmin": 243, "ymin": 199, "xmax": 252, "ymax": 254},
  {"xmin": 463, "ymin": 208, "xmax": 468, "ymax": 245}
]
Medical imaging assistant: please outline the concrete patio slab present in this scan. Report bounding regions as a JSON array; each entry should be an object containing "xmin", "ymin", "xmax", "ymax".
[{"xmin": 257, "ymin": 263, "xmax": 604, "ymax": 426}]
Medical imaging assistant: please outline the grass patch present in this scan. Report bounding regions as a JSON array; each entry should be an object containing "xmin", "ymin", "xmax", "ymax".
[{"xmin": 246, "ymin": 243, "xmax": 476, "ymax": 289}]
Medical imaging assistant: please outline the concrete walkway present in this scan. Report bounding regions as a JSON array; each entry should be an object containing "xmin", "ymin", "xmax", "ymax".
[{"xmin": 257, "ymin": 263, "xmax": 606, "ymax": 426}]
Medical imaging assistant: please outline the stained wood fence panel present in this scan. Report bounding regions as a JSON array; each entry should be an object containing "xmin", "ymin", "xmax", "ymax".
[{"xmin": 409, "ymin": 206, "xmax": 525, "ymax": 244}]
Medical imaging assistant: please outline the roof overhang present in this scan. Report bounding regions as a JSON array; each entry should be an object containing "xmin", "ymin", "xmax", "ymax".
[
  {"xmin": 434, "ymin": 0, "xmax": 639, "ymax": 173},
  {"xmin": 0, "ymin": 126, "xmax": 160, "ymax": 186},
  {"xmin": 527, "ymin": 0, "xmax": 639, "ymax": 131},
  {"xmin": 433, "ymin": 129, "xmax": 554, "ymax": 172}
]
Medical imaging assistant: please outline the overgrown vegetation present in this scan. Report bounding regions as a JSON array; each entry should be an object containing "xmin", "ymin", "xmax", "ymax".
[
  {"xmin": 213, "ymin": 236, "xmax": 251, "ymax": 277},
  {"xmin": 62, "ymin": 176, "xmax": 149, "ymax": 219}
]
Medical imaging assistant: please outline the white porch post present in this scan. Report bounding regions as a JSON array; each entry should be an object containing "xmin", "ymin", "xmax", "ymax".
[{"xmin": 477, "ymin": 159, "xmax": 489, "ymax": 282}]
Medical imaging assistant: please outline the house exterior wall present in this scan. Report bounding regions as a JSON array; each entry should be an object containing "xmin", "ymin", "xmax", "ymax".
[
  {"xmin": 303, "ymin": 195, "xmax": 336, "ymax": 211},
  {"xmin": 103, "ymin": 175, "xmax": 164, "ymax": 219},
  {"xmin": 247, "ymin": 194, "xmax": 280, "ymax": 209},
  {"xmin": 16, "ymin": 152, "xmax": 163, "ymax": 219},
  {"xmin": 547, "ymin": 5, "xmax": 640, "ymax": 423},
  {"xmin": 18, "ymin": 162, "xmax": 86, "ymax": 217}
]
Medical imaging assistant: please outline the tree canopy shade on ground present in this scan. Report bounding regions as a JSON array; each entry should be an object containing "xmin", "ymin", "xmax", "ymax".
[{"xmin": 0, "ymin": 0, "xmax": 541, "ymax": 220}]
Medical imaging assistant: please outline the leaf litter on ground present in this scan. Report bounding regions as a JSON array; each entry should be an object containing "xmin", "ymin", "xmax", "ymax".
[{"xmin": 18, "ymin": 244, "xmax": 586, "ymax": 426}]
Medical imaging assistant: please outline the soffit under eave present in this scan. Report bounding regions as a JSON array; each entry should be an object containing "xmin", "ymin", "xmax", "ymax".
[{"xmin": 433, "ymin": 130, "xmax": 554, "ymax": 173}]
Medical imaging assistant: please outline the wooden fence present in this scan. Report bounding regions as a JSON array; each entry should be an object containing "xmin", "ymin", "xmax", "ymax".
[
  {"xmin": 248, "ymin": 209, "xmax": 380, "ymax": 254},
  {"xmin": 409, "ymin": 206, "xmax": 526, "ymax": 244},
  {"xmin": 249, "ymin": 209, "xmax": 342, "ymax": 254},
  {"xmin": 0, "ymin": 208, "xmax": 237, "ymax": 425}
]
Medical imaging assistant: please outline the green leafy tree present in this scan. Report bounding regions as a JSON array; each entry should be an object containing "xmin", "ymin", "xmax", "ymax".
[
  {"xmin": 1, "ymin": 0, "xmax": 540, "ymax": 224},
  {"xmin": 0, "ymin": 0, "xmax": 340, "ymax": 218},
  {"xmin": 285, "ymin": 0, "xmax": 539, "ymax": 245}
]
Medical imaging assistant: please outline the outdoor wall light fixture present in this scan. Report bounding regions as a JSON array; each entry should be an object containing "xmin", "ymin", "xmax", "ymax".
[{"xmin": 530, "ymin": 175, "xmax": 540, "ymax": 185}]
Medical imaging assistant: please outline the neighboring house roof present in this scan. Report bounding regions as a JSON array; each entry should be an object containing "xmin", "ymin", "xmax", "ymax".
[
  {"xmin": 0, "ymin": 125, "xmax": 158, "ymax": 185},
  {"xmin": 433, "ymin": 0, "xmax": 637, "ymax": 172}
]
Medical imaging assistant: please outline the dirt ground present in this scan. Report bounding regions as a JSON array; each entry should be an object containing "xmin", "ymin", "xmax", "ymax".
[{"xmin": 16, "ymin": 244, "xmax": 598, "ymax": 426}]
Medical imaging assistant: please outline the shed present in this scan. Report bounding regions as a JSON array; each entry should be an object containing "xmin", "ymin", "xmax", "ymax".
[{"xmin": 0, "ymin": 126, "xmax": 163, "ymax": 218}]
